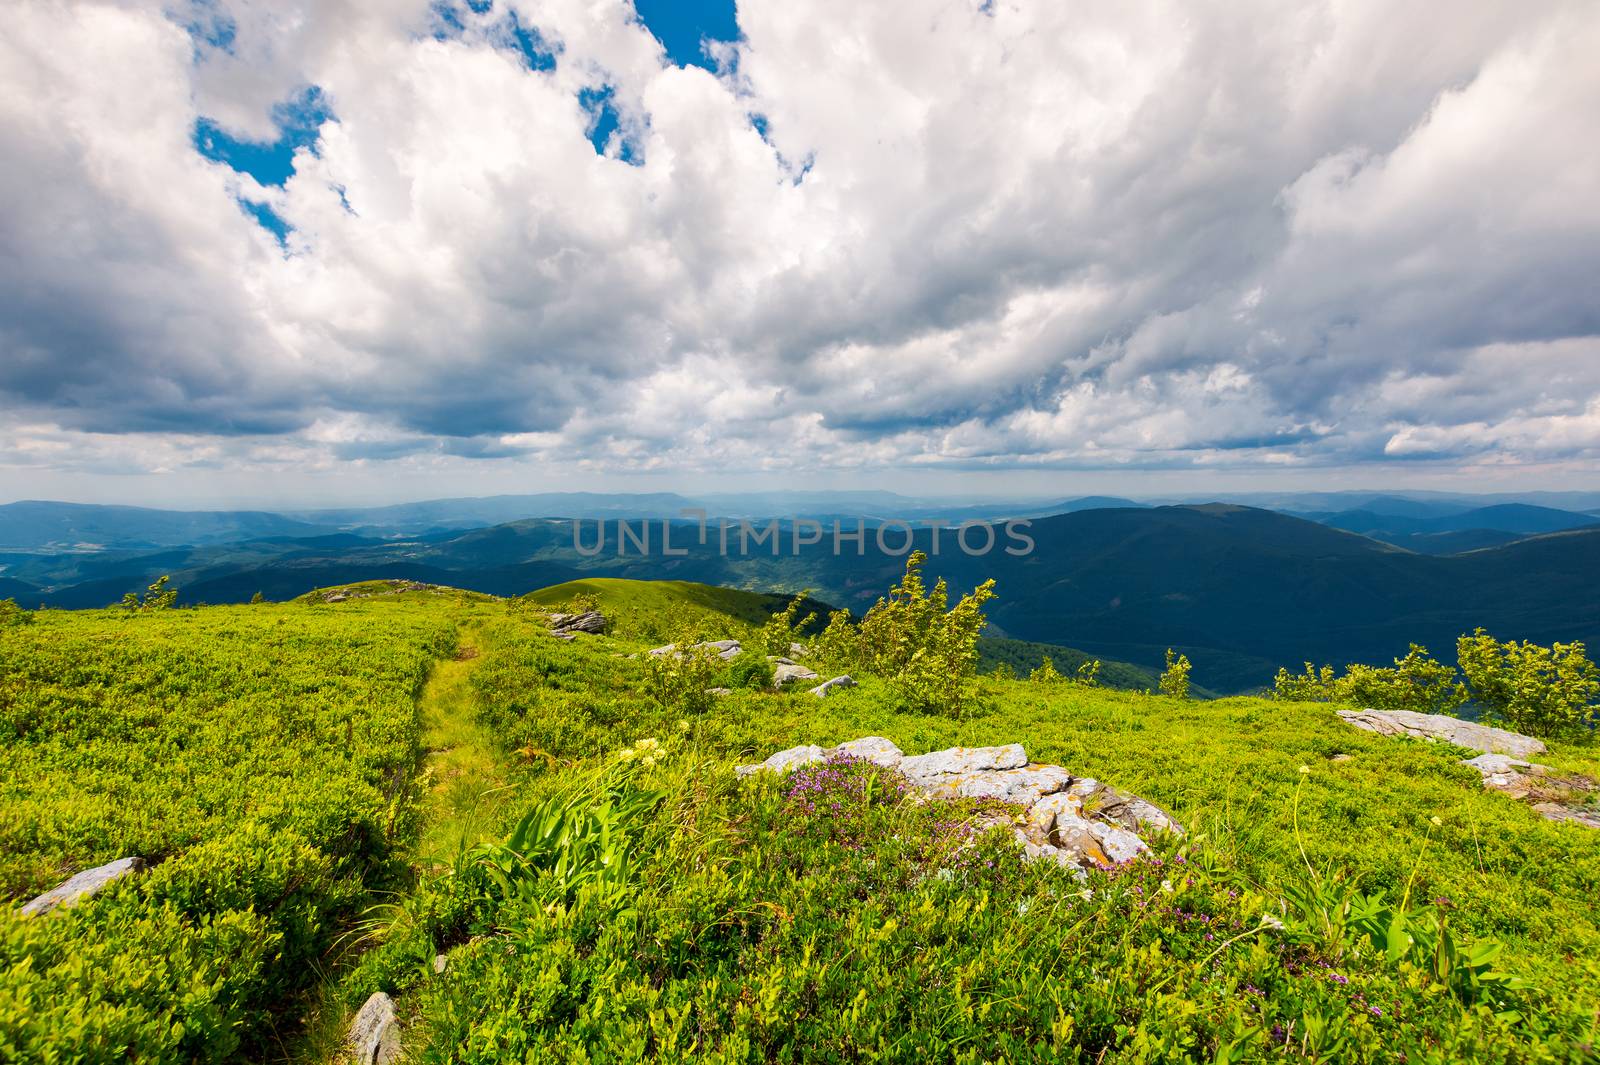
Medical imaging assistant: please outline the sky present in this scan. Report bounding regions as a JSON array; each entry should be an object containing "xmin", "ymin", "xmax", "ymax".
[{"xmin": 2, "ymin": 0, "xmax": 1599, "ymax": 508}]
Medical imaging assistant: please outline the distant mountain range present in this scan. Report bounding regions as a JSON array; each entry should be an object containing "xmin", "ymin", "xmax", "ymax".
[{"xmin": 2, "ymin": 495, "xmax": 1596, "ymax": 695}]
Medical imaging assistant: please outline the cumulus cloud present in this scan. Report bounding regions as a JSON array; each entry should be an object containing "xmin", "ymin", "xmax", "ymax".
[{"xmin": 1, "ymin": 0, "xmax": 1598, "ymax": 497}]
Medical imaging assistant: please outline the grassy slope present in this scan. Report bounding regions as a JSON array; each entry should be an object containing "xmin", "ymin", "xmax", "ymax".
[
  {"xmin": 7, "ymin": 580, "xmax": 1600, "ymax": 1061},
  {"xmin": 440, "ymin": 579, "xmax": 1600, "ymax": 1010}
]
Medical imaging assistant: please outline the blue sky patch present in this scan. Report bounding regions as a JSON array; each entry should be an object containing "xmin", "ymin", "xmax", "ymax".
[
  {"xmin": 194, "ymin": 86, "xmax": 332, "ymax": 188},
  {"xmin": 581, "ymin": 86, "xmax": 642, "ymax": 165},
  {"xmin": 633, "ymin": 0, "xmax": 738, "ymax": 71},
  {"xmin": 506, "ymin": 10, "xmax": 558, "ymax": 71},
  {"xmin": 239, "ymin": 200, "xmax": 291, "ymax": 246},
  {"xmin": 178, "ymin": 0, "xmax": 237, "ymax": 54}
]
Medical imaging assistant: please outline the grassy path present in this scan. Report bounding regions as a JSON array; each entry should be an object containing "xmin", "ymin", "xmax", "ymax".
[
  {"xmin": 293, "ymin": 615, "xmax": 512, "ymax": 1063},
  {"xmin": 415, "ymin": 619, "xmax": 514, "ymax": 868}
]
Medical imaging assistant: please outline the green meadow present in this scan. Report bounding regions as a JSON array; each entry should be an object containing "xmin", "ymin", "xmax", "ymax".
[{"xmin": 2, "ymin": 578, "xmax": 1597, "ymax": 1062}]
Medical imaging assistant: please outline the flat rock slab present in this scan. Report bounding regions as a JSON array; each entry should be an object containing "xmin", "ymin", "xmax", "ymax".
[
  {"xmin": 1531, "ymin": 803, "xmax": 1600, "ymax": 830},
  {"xmin": 21, "ymin": 857, "xmax": 145, "ymax": 916},
  {"xmin": 921, "ymin": 764, "xmax": 1073, "ymax": 805},
  {"xmin": 772, "ymin": 662, "xmax": 820, "ymax": 686},
  {"xmin": 348, "ymin": 992, "xmax": 402, "ymax": 1065},
  {"xmin": 900, "ymin": 744, "xmax": 1028, "ymax": 782},
  {"xmin": 1337, "ymin": 708, "xmax": 1546, "ymax": 758},
  {"xmin": 735, "ymin": 744, "xmax": 826, "ymax": 778},
  {"xmin": 833, "ymin": 735, "xmax": 902, "ymax": 766}
]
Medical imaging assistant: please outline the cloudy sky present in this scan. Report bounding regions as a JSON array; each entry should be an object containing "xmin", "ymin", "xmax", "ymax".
[{"xmin": 2, "ymin": 0, "xmax": 1598, "ymax": 506}]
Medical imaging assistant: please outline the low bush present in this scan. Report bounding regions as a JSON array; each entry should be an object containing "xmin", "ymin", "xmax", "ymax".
[{"xmin": 1458, "ymin": 629, "xmax": 1599, "ymax": 741}]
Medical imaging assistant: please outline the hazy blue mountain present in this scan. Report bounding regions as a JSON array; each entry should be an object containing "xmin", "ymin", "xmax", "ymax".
[
  {"xmin": 15, "ymin": 502, "xmax": 1596, "ymax": 695},
  {"xmin": 0, "ymin": 500, "xmax": 337, "ymax": 550}
]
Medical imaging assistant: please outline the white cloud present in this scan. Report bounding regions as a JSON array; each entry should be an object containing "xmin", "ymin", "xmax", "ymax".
[{"xmin": 1, "ymin": 0, "xmax": 1598, "ymax": 500}]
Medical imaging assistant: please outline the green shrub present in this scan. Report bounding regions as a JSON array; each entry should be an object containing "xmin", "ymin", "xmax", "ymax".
[
  {"xmin": 756, "ymin": 592, "xmax": 812, "ymax": 657},
  {"xmin": 725, "ymin": 647, "xmax": 775, "ymax": 690},
  {"xmin": 810, "ymin": 607, "xmax": 859, "ymax": 670},
  {"xmin": 0, "ymin": 599, "xmax": 31, "ymax": 627},
  {"xmin": 643, "ymin": 645, "xmax": 722, "ymax": 716},
  {"xmin": 1029, "ymin": 656, "xmax": 1063, "ymax": 683},
  {"xmin": 120, "ymin": 574, "xmax": 178, "ymax": 612},
  {"xmin": 857, "ymin": 552, "xmax": 995, "ymax": 716},
  {"xmin": 1271, "ymin": 645, "xmax": 1467, "ymax": 716},
  {"xmin": 1160, "ymin": 648, "xmax": 1192, "ymax": 700},
  {"xmin": 1457, "ymin": 629, "xmax": 1599, "ymax": 741}
]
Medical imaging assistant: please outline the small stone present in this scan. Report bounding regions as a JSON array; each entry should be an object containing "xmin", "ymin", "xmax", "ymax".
[
  {"xmin": 735, "ymin": 744, "xmax": 826, "ymax": 778},
  {"xmin": 21, "ymin": 857, "xmax": 145, "ymax": 917},
  {"xmin": 705, "ymin": 687, "xmax": 733, "ymax": 696},
  {"xmin": 832, "ymin": 736, "xmax": 904, "ymax": 766},
  {"xmin": 809, "ymin": 675, "xmax": 857, "ymax": 697},
  {"xmin": 695, "ymin": 640, "xmax": 743, "ymax": 660},
  {"xmin": 432, "ymin": 953, "xmax": 448, "ymax": 974},
  {"xmin": 1330, "ymin": 754, "xmax": 1354, "ymax": 763},
  {"xmin": 347, "ymin": 992, "xmax": 402, "ymax": 1065}
]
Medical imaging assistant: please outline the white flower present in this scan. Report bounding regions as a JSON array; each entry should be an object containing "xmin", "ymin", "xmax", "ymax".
[
  {"xmin": 1160, "ymin": 879, "xmax": 1174, "ymax": 894},
  {"xmin": 1297, "ymin": 765, "xmax": 1310, "ymax": 775},
  {"xmin": 1430, "ymin": 816, "xmax": 1443, "ymax": 827},
  {"xmin": 1259, "ymin": 913, "xmax": 1285, "ymax": 931},
  {"xmin": 618, "ymin": 748, "xmax": 636, "ymax": 762}
]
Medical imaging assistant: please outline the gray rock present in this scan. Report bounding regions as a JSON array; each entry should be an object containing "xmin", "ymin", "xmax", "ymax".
[
  {"xmin": 921, "ymin": 764, "xmax": 1073, "ymax": 805},
  {"xmin": 697, "ymin": 639, "xmax": 743, "ymax": 660},
  {"xmin": 832, "ymin": 736, "xmax": 903, "ymax": 766},
  {"xmin": 432, "ymin": 953, "xmax": 449, "ymax": 974},
  {"xmin": 1461, "ymin": 751, "xmax": 1551, "ymax": 795},
  {"xmin": 735, "ymin": 744, "xmax": 826, "ymax": 778},
  {"xmin": 772, "ymin": 662, "xmax": 820, "ymax": 686},
  {"xmin": 1531, "ymin": 803, "xmax": 1600, "ymax": 829},
  {"xmin": 347, "ymin": 992, "xmax": 402, "ymax": 1065},
  {"xmin": 899, "ymin": 744, "xmax": 1028, "ymax": 783},
  {"xmin": 1336, "ymin": 708, "xmax": 1546, "ymax": 758},
  {"xmin": 705, "ymin": 687, "xmax": 734, "ymax": 696},
  {"xmin": 550, "ymin": 610, "xmax": 605, "ymax": 635},
  {"xmin": 789, "ymin": 641, "xmax": 808, "ymax": 657},
  {"xmin": 647, "ymin": 643, "xmax": 677, "ymax": 656},
  {"xmin": 21, "ymin": 857, "xmax": 145, "ymax": 917},
  {"xmin": 1074, "ymin": 782, "xmax": 1184, "ymax": 835},
  {"xmin": 809, "ymin": 675, "xmax": 857, "ymax": 697}
]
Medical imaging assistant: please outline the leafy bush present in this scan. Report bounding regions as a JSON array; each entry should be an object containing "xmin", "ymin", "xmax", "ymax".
[
  {"xmin": 642, "ymin": 644, "xmax": 722, "ymax": 715},
  {"xmin": 857, "ymin": 552, "xmax": 996, "ymax": 716},
  {"xmin": 120, "ymin": 574, "xmax": 178, "ymax": 611},
  {"xmin": 1160, "ymin": 648, "xmax": 1192, "ymax": 700},
  {"xmin": 1029, "ymin": 656, "xmax": 1064, "ymax": 683},
  {"xmin": 0, "ymin": 599, "xmax": 31, "ymax": 627},
  {"xmin": 810, "ymin": 607, "xmax": 859, "ymax": 670},
  {"xmin": 1271, "ymin": 645, "xmax": 1467, "ymax": 715},
  {"xmin": 725, "ymin": 647, "xmax": 775, "ymax": 690},
  {"xmin": 756, "ymin": 592, "xmax": 812, "ymax": 657},
  {"xmin": 1457, "ymin": 629, "xmax": 1599, "ymax": 741}
]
